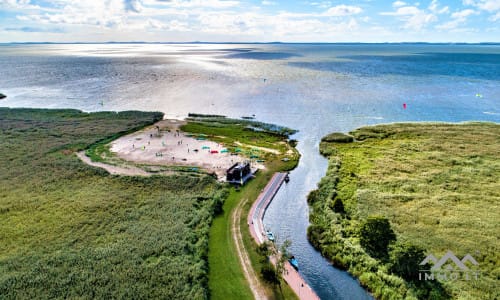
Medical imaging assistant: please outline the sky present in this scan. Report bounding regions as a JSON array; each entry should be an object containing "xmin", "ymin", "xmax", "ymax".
[{"xmin": 0, "ymin": 0, "xmax": 499, "ymax": 43}]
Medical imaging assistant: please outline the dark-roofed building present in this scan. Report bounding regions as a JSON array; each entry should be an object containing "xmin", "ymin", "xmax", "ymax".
[{"xmin": 226, "ymin": 162, "xmax": 252, "ymax": 184}]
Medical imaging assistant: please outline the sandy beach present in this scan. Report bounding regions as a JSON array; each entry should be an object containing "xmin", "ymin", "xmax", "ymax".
[{"xmin": 109, "ymin": 119, "xmax": 264, "ymax": 179}]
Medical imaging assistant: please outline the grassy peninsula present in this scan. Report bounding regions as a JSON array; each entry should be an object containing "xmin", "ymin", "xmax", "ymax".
[
  {"xmin": 0, "ymin": 108, "xmax": 225, "ymax": 299},
  {"xmin": 308, "ymin": 123, "xmax": 499, "ymax": 299}
]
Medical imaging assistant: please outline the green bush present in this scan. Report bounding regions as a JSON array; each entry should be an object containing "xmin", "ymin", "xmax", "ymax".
[
  {"xmin": 260, "ymin": 263, "xmax": 279, "ymax": 285},
  {"xmin": 330, "ymin": 197, "xmax": 345, "ymax": 214},
  {"xmin": 359, "ymin": 216, "xmax": 396, "ymax": 259},
  {"xmin": 307, "ymin": 189, "xmax": 321, "ymax": 204},
  {"xmin": 389, "ymin": 242, "xmax": 426, "ymax": 282},
  {"xmin": 321, "ymin": 132, "xmax": 354, "ymax": 143}
]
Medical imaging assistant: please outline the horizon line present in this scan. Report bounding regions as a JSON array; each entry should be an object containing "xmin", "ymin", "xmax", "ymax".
[{"xmin": 1, "ymin": 41, "xmax": 500, "ymax": 45}]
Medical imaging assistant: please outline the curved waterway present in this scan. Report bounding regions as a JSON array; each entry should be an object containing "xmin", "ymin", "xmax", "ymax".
[
  {"xmin": 263, "ymin": 126, "xmax": 373, "ymax": 300},
  {"xmin": 1, "ymin": 43, "xmax": 499, "ymax": 299}
]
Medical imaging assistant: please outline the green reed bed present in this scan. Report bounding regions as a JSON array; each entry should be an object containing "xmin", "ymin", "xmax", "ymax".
[
  {"xmin": 0, "ymin": 108, "xmax": 225, "ymax": 299},
  {"xmin": 308, "ymin": 122, "xmax": 499, "ymax": 300}
]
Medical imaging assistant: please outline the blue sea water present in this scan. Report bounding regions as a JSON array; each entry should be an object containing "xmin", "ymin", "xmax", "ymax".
[{"xmin": 1, "ymin": 43, "xmax": 499, "ymax": 299}]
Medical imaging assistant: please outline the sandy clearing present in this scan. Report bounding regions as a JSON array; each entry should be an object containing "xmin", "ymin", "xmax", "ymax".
[{"xmin": 109, "ymin": 119, "xmax": 264, "ymax": 179}]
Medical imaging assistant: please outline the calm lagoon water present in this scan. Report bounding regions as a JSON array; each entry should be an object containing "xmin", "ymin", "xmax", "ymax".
[{"xmin": 1, "ymin": 43, "xmax": 499, "ymax": 299}]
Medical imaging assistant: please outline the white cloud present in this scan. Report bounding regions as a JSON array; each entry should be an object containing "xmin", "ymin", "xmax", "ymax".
[
  {"xmin": 323, "ymin": 5, "xmax": 362, "ymax": 17},
  {"xmin": 428, "ymin": 0, "xmax": 449, "ymax": 14},
  {"xmin": 309, "ymin": 1, "xmax": 332, "ymax": 9},
  {"xmin": 462, "ymin": 0, "xmax": 500, "ymax": 23},
  {"xmin": 381, "ymin": 6, "xmax": 436, "ymax": 30},
  {"xmin": 196, "ymin": 11, "xmax": 262, "ymax": 35},
  {"xmin": 124, "ymin": 0, "xmax": 143, "ymax": 12},
  {"xmin": 15, "ymin": 0, "xmax": 134, "ymax": 28},
  {"xmin": 0, "ymin": 0, "xmax": 41, "ymax": 10},
  {"xmin": 489, "ymin": 11, "xmax": 500, "ymax": 21},
  {"xmin": 2, "ymin": 0, "xmax": 497, "ymax": 42},
  {"xmin": 451, "ymin": 9, "xmax": 477, "ymax": 19},
  {"xmin": 392, "ymin": 1, "xmax": 406, "ymax": 8},
  {"xmin": 436, "ymin": 8, "xmax": 478, "ymax": 30},
  {"xmin": 382, "ymin": 6, "xmax": 420, "ymax": 16},
  {"xmin": 261, "ymin": 0, "xmax": 276, "ymax": 6},
  {"xmin": 463, "ymin": 0, "xmax": 500, "ymax": 12},
  {"xmin": 152, "ymin": 0, "xmax": 240, "ymax": 8},
  {"xmin": 435, "ymin": 19, "xmax": 461, "ymax": 30},
  {"xmin": 145, "ymin": 18, "xmax": 189, "ymax": 31}
]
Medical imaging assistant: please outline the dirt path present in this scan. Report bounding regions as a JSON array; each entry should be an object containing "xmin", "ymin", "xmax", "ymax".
[
  {"xmin": 232, "ymin": 197, "xmax": 268, "ymax": 300},
  {"xmin": 76, "ymin": 151, "xmax": 153, "ymax": 176},
  {"xmin": 234, "ymin": 141, "xmax": 281, "ymax": 155}
]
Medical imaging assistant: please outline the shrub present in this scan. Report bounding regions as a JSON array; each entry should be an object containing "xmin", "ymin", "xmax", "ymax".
[
  {"xmin": 260, "ymin": 263, "xmax": 279, "ymax": 285},
  {"xmin": 389, "ymin": 242, "xmax": 426, "ymax": 282},
  {"xmin": 321, "ymin": 132, "xmax": 354, "ymax": 143},
  {"xmin": 359, "ymin": 216, "xmax": 396, "ymax": 259},
  {"xmin": 307, "ymin": 189, "xmax": 320, "ymax": 204},
  {"xmin": 331, "ymin": 197, "xmax": 345, "ymax": 214}
]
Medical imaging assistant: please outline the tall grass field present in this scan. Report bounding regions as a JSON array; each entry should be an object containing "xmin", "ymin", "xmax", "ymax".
[
  {"xmin": 0, "ymin": 108, "xmax": 226, "ymax": 299},
  {"xmin": 308, "ymin": 122, "xmax": 499, "ymax": 299}
]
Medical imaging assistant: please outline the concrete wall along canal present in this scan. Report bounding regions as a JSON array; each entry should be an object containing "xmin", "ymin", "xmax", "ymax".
[{"xmin": 248, "ymin": 173, "xmax": 319, "ymax": 300}]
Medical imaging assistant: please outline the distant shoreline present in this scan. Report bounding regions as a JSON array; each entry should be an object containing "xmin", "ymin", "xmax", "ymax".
[{"xmin": 2, "ymin": 42, "xmax": 499, "ymax": 45}]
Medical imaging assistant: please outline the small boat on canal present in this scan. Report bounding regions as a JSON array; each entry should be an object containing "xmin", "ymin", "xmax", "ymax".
[
  {"xmin": 288, "ymin": 255, "xmax": 299, "ymax": 270},
  {"xmin": 266, "ymin": 230, "xmax": 275, "ymax": 242}
]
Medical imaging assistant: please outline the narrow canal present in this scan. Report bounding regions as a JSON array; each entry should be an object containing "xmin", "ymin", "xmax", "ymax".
[{"xmin": 263, "ymin": 125, "xmax": 373, "ymax": 300}]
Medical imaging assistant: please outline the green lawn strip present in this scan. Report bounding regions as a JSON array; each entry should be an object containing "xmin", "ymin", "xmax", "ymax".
[
  {"xmin": 208, "ymin": 188, "xmax": 254, "ymax": 300},
  {"xmin": 308, "ymin": 122, "xmax": 499, "ymax": 300},
  {"xmin": 181, "ymin": 119, "xmax": 289, "ymax": 152}
]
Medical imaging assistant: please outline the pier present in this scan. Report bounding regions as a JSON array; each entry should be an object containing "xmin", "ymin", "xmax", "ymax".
[{"xmin": 248, "ymin": 173, "xmax": 320, "ymax": 300}]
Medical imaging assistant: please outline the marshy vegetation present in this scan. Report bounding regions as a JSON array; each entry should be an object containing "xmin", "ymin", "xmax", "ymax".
[
  {"xmin": 308, "ymin": 122, "xmax": 499, "ymax": 299},
  {"xmin": 0, "ymin": 108, "xmax": 226, "ymax": 299}
]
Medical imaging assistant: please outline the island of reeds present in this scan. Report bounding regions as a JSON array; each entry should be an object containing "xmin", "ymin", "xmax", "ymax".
[{"xmin": 307, "ymin": 122, "xmax": 499, "ymax": 299}]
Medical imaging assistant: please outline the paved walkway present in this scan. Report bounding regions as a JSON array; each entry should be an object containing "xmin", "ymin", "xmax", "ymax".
[{"xmin": 248, "ymin": 173, "xmax": 320, "ymax": 300}]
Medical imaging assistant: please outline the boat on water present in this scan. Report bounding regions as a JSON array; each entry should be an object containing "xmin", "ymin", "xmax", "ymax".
[
  {"xmin": 288, "ymin": 255, "xmax": 299, "ymax": 270},
  {"xmin": 266, "ymin": 230, "xmax": 275, "ymax": 242}
]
